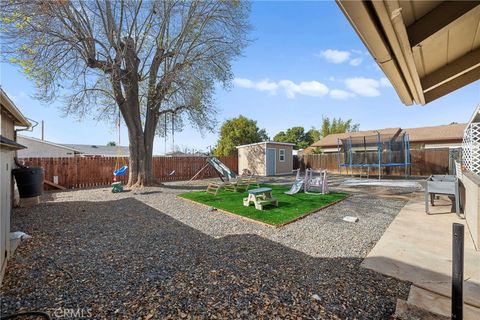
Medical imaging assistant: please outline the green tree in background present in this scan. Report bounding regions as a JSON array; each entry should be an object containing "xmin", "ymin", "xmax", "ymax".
[
  {"xmin": 306, "ymin": 128, "xmax": 321, "ymax": 144},
  {"xmin": 320, "ymin": 116, "xmax": 359, "ymax": 137},
  {"xmin": 214, "ymin": 116, "xmax": 269, "ymax": 156},
  {"xmin": 106, "ymin": 141, "xmax": 117, "ymax": 146},
  {"xmin": 273, "ymin": 126, "xmax": 319, "ymax": 149}
]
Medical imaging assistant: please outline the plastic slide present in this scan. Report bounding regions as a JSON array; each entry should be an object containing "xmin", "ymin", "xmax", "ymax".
[
  {"xmin": 285, "ymin": 179, "xmax": 304, "ymax": 195},
  {"xmin": 207, "ymin": 157, "xmax": 237, "ymax": 180}
]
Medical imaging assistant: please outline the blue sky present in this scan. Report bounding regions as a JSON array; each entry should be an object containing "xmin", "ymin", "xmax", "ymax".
[{"xmin": 2, "ymin": 1, "xmax": 479, "ymax": 154}]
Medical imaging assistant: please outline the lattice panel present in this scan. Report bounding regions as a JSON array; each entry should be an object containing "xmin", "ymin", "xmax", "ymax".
[{"xmin": 462, "ymin": 123, "xmax": 480, "ymax": 175}]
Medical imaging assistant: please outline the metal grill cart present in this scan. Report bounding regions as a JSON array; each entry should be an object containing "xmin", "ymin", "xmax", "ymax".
[
  {"xmin": 424, "ymin": 175, "xmax": 461, "ymax": 217},
  {"xmin": 337, "ymin": 131, "xmax": 411, "ymax": 179}
]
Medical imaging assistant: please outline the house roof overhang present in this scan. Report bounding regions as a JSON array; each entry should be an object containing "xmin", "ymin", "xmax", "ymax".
[
  {"xmin": 336, "ymin": 0, "xmax": 480, "ymax": 105},
  {"xmin": 0, "ymin": 88, "xmax": 31, "ymax": 127},
  {"xmin": 0, "ymin": 135, "xmax": 27, "ymax": 150}
]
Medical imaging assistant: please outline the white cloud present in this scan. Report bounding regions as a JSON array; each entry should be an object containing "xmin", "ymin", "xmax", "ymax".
[
  {"xmin": 349, "ymin": 58, "xmax": 363, "ymax": 66},
  {"xmin": 351, "ymin": 49, "xmax": 363, "ymax": 54},
  {"xmin": 234, "ymin": 76, "xmax": 390, "ymax": 100},
  {"xmin": 233, "ymin": 78, "xmax": 255, "ymax": 88},
  {"xmin": 317, "ymin": 49, "xmax": 351, "ymax": 64},
  {"xmin": 234, "ymin": 77, "xmax": 329, "ymax": 99},
  {"xmin": 233, "ymin": 78, "xmax": 278, "ymax": 94},
  {"xmin": 379, "ymin": 77, "xmax": 392, "ymax": 87},
  {"xmin": 255, "ymin": 79, "xmax": 279, "ymax": 94},
  {"xmin": 330, "ymin": 89, "xmax": 356, "ymax": 100},
  {"xmin": 279, "ymin": 80, "xmax": 329, "ymax": 99},
  {"xmin": 344, "ymin": 77, "xmax": 381, "ymax": 97}
]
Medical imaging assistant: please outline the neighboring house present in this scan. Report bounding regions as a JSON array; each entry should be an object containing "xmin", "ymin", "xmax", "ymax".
[
  {"xmin": 165, "ymin": 151, "xmax": 208, "ymax": 157},
  {"xmin": 17, "ymin": 135, "xmax": 81, "ymax": 158},
  {"xmin": 16, "ymin": 136, "xmax": 129, "ymax": 158},
  {"xmin": 405, "ymin": 123, "xmax": 466, "ymax": 149},
  {"xmin": 306, "ymin": 128, "xmax": 402, "ymax": 153},
  {"xmin": 0, "ymin": 89, "xmax": 30, "ymax": 284},
  {"xmin": 306, "ymin": 124, "xmax": 467, "ymax": 153},
  {"xmin": 236, "ymin": 141, "xmax": 294, "ymax": 176},
  {"xmin": 63, "ymin": 144, "xmax": 129, "ymax": 157}
]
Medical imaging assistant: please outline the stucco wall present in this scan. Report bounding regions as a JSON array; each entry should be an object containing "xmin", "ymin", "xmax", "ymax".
[
  {"xmin": 17, "ymin": 136, "xmax": 76, "ymax": 158},
  {"xmin": 266, "ymin": 143, "xmax": 293, "ymax": 174},
  {"xmin": 238, "ymin": 144, "xmax": 265, "ymax": 175},
  {"xmin": 238, "ymin": 143, "xmax": 293, "ymax": 176},
  {"xmin": 0, "ymin": 112, "xmax": 14, "ymax": 284},
  {"xmin": 462, "ymin": 171, "xmax": 480, "ymax": 250}
]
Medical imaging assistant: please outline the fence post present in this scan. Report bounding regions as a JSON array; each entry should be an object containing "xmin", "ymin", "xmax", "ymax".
[{"xmin": 451, "ymin": 223, "xmax": 464, "ymax": 320}]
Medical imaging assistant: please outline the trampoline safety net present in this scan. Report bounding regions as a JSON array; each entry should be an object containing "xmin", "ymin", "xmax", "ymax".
[{"xmin": 338, "ymin": 132, "xmax": 411, "ymax": 176}]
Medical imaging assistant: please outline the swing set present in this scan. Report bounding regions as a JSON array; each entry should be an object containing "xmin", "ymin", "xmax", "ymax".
[{"xmin": 113, "ymin": 111, "xmax": 128, "ymax": 181}]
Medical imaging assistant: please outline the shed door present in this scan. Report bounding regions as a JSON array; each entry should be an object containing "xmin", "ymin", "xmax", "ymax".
[{"xmin": 266, "ymin": 148, "xmax": 276, "ymax": 176}]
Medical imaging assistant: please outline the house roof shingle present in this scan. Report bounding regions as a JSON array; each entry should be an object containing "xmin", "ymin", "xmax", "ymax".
[
  {"xmin": 404, "ymin": 123, "xmax": 467, "ymax": 143},
  {"xmin": 311, "ymin": 128, "xmax": 402, "ymax": 148},
  {"xmin": 63, "ymin": 144, "xmax": 129, "ymax": 156},
  {"xmin": 310, "ymin": 124, "xmax": 467, "ymax": 148}
]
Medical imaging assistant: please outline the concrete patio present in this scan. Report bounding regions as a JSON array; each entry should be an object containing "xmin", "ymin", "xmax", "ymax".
[{"xmin": 362, "ymin": 193, "xmax": 480, "ymax": 319}]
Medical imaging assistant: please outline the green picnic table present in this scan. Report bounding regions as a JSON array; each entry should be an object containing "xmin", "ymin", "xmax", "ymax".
[{"xmin": 243, "ymin": 187, "xmax": 278, "ymax": 210}]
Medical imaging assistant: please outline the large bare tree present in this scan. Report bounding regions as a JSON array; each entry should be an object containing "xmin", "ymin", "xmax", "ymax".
[{"xmin": 1, "ymin": 0, "xmax": 250, "ymax": 186}]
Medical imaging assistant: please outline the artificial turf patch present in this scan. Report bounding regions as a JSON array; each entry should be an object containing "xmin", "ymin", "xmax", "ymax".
[{"xmin": 178, "ymin": 184, "xmax": 348, "ymax": 227}]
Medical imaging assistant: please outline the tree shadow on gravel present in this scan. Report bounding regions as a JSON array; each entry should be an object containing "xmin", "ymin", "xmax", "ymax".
[{"xmin": 2, "ymin": 198, "xmax": 411, "ymax": 319}]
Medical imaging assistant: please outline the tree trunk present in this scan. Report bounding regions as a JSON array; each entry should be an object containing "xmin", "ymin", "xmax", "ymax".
[
  {"xmin": 120, "ymin": 37, "xmax": 157, "ymax": 188},
  {"xmin": 143, "ymin": 101, "xmax": 159, "ymax": 186}
]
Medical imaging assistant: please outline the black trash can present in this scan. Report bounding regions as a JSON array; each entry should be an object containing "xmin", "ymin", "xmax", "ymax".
[{"xmin": 12, "ymin": 167, "xmax": 44, "ymax": 198}]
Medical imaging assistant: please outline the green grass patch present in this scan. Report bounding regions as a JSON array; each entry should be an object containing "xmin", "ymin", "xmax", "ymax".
[{"xmin": 178, "ymin": 184, "xmax": 348, "ymax": 227}]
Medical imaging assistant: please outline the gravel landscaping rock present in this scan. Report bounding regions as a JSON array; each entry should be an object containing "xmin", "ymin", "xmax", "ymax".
[{"xmin": 1, "ymin": 177, "xmax": 413, "ymax": 319}]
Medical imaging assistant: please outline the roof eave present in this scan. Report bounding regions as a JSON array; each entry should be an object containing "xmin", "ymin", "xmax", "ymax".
[
  {"xmin": 335, "ymin": 0, "xmax": 415, "ymax": 105},
  {"xmin": 0, "ymin": 88, "xmax": 31, "ymax": 127}
]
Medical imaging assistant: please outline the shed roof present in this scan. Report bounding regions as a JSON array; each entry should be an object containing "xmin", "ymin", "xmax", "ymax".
[
  {"xmin": 336, "ymin": 1, "xmax": 480, "ymax": 105},
  {"xmin": 0, "ymin": 88, "xmax": 31, "ymax": 127},
  {"xmin": 236, "ymin": 141, "xmax": 296, "ymax": 148}
]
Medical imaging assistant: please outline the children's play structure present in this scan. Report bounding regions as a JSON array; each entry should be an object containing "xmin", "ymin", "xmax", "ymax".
[
  {"xmin": 193, "ymin": 157, "xmax": 259, "ymax": 196},
  {"xmin": 337, "ymin": 131, "xmax": 411, "ymax": 179},
  {"xmin": 285, "ymin": 168, "xmax": 329, "ymax": 195},
  {"xmin": 190, "ymin": 157, "xmax": 237, "ymax": 182},
  {"xmin": 111, "ymin": 111, "xmax": 128, "ymax": 192}
]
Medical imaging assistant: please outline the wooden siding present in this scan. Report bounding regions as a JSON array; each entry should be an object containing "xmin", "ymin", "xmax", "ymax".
[
  {"xmin": 19, "ymin": 156, "xmax": 238, "ymax": 190},
  {"xmin": 295, "ymin": 148, "xmax": 450, "ymax": 176}
]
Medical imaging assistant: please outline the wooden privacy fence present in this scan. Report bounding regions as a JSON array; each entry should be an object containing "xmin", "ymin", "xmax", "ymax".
[
  {"xmin": 18, "ymin": 156, "xmax": 238, "ymax": 189},
  {"xmin": 296, "ymin": 148, "xmax": 450, "ymax": 177}
]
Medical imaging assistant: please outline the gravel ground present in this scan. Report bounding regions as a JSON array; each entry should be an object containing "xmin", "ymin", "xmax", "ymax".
[{"xmin": 1, "ymin": 177, "xmax": 414, "ymax": 319}]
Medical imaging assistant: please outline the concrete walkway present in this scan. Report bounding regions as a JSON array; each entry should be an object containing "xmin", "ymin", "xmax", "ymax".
[{"xmin": 362, "ymin": 193, "xmax": 480, "ymax": 318}]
